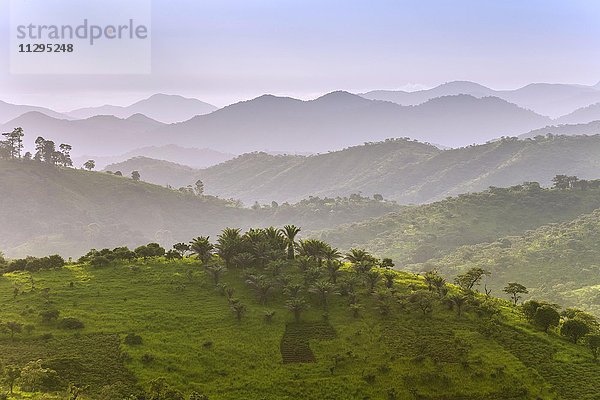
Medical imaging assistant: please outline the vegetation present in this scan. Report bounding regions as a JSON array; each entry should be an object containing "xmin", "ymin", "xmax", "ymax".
[
  {"xmin": 0, "ymin": 227, "xmax": 598, "ymax": 399},
  {"xmin": 321, "ymin": 180, "xmax": 600, "ymax": 266},
  {"xmin": 419, "ymin": 209, "xmax": 600, "ymax": 316}
]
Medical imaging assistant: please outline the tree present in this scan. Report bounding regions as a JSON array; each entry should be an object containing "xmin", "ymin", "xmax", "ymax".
[
  {"xmin": 83, "ymin": 159, "xmax": 95, "ymax": 170},
  {"xmin": 172, "ymin": 243, "xmax": 190, "ymax": 258},
  {"xmin": 586, "ymin": 334, "xmax": 600, "ymax": 360},
  {"xmin": 423, "ymin": 270, "xmax": 445, "ymax": 293},
  {"xmin": 345, "ymin": 248, "xmax": 377, "ymax": 273},
  {"xmin": 380, "ymin": 258, "xmax": 394, "ymax": 269},
  {"xmin": 5, "ymin": 321, "xmax": 23, "ymax": 340},
  {"xmin": 533, "ymin": 305, "xmax": 560, "ymax": 333},
  {"xmin": 409, "ymin": 291, "xmax": 436, "ymax": 315},
  {"xmin": 560, "ymin": 319, "xmax": 590, "ymax": 343},
  {"xmin": 2, "ymin": 127, "xmax": 24, "ymax": 159},
  {"xmin": 147, "ymin": 377, "xmax": 184, "ymax": 400},
  {"xmin": 58, "ymin": 143, "xmax": 73, "ymax": 167},
  {"xmin": 286, "ymin": 297, "xmax": 308, "ymax": 322},
  {"xmin": 364, "ymin": 270, "xmax": 381, "ymax": 292},
  {"xmin": 230, "ymin": 301, "xmax": 247, "ymax": 321},
  {"xmin": 309, "ymin": 281, "xmax": 333, "ymax": 309},
  {"xmin": 194, "ymin": 180, "xmax": 204, "ymax": 196},
  {"xmin": 114, "ymin": 170, "xmax": 123, "ymax": 176},
  {"xmin": 206, "ymin": 265, "xmax": 226, "ymax": 285},
  {"xmin": 3, "ymin": 365, "xmax": 20, "ymax": 395},
  {"xmin": 189, "ymin": 392, "xmax": 209, "ymax": 400},
  {"xmin": 19, "ymin": 359, "xmax": 60, "ymax": 392},
  {"xmin": 246, "ymin": 274, "xmax": 273, "ymax": 304},
  {"xmin": 216, "ymin": 228, "xmax": 243, "ymax": 268},
  {"xmin": 373, "ymin": 193, "xmax": 384, "ymax": 201},
  {"xmin": 454, "ymin": 267, "xmax": 490, "ymax": 292},
  {"xmin": 503, "ymin": 282, "xmax": 528, "ymax": 305},
  {"xmin": 131, "ymin": 170, "xmax": 141, "ymax": 181},
  {"xmin": 447, "ymin": 294, "xmax": 468, "ymax": 317},
  {"xmin": 189, "ymin": 236, "xmax": 214, "ymax": 263}
]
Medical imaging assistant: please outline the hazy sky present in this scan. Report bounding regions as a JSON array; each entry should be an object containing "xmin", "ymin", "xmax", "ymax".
[{"xmin": 1, "ymin": 0, "xmax": 600, "ymax": 109}]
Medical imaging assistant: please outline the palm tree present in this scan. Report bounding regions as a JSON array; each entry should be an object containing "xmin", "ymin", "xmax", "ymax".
[
  {"xmin": 286, "ymin": 297, "xmax": 308, "ymax": 323},
  {"xmin": 310, "ymin": 281, "xmax": 333, "ymax": 309},
  {"xmin": 284, "ymin": 283, "xmax": 303, "ymax": 298},
  {"xmin": 206, "ymin": 265, "xmax": 227, "ymax": 285},
  {"xmin": 189, "ymin": 236, "xmax": 214, "ymax": 263},
  {"xmin": 281, "ymin": 225, "xmax": 301, "ymax": 259},
  {"xmin": 217, "ymin": 228, "xmax": 243, "ymax": 268},
  {"xmin": 246, "ymin": 274, "xmax": 273, "ymax": 304},
  {"xmin": 326, "ymin": 260, "xmax": 342, "ymax": 284},
  {"xmin": 383, "ymin": 271, "xmax": 396, "ymax": 289},
  {"xmin": 345, "ymin": 248, "xmax": 377, "ymax": 273},
  {"xmin": 230, "ymin": 300, "xmax": 247, "ymax": 321},
  {"xmin": 298, "ymin": 239, "xmax": 331, "ymax": 267},
  {"xmin": 365, "ymin": 270, "xmax": 381, "ymax": 292},
  {"xmin": 349, "ymin": 303, "xmax": 362, "ymax": 318}
]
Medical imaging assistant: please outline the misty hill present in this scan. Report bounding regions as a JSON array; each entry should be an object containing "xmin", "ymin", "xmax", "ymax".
[
  {"xmin": 0, "ymin": 100, "xmax": 70, "ymax": 124},
  {"xmin": 0, "ymin": 112, "xmax": 166, "ymax": 157},
  {"xmin": 0, "ymin": 159, "xmax": 399, "ymax": 258},
  {"xmin": 104, "ymin": 156, "xmax": 199, "ymax": 188},
  {"xmin": 520, "ymin": 121, "xmax": 600, "ymax": 139},
  {"xmin": 418, "ymin": 209, "xmax": 600, "ymax": 316},
  {"xmin": 152, "ymin": 92, "xmax": 550, "ymax": 152},
  {"xmin": 77, "ymin": 144, "xmax": 235, "ymax": 170},
  {"xmin": 361, "ymin": 81, "xmax": 600, "ymax": 118},
  {"xmin": 67, "ymin": 94, "xmax": 218, "ymax": 123},
  {"xmin": 179, "ymin": 135, "xmax": 600, "ymax": 204},
  {"xmin": 557, "ymin": 103, "xmax": 600, "ymax": 125}
]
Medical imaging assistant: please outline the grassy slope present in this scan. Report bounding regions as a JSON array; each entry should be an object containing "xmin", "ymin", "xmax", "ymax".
[
  {"xmin": 417, "ymin": 210, "xmax": 600, "ymax": 316},
  {"xmin": 319, "ymin": 185, "xmax": 600, "ymax": 265},
  {"xmin": 0, "ymin": 261, "xmax": 598, "ymax": 399}
]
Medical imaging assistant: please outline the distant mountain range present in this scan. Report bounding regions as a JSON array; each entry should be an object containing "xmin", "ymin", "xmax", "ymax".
[
  {"xmin": 361, "ymin": 81, "xmax": 600, "ymax": 118},
  {"xmin": 149, "ymin": 92, "xmax": 551, "ymax": 151},
  {"xmin": 0, "ymin": 100, "xmax": 71, "ymax": 124},
  {"xmin": 105, "ymin": 135, "xmax": 600, "ymax": 205},
  {"xmin": 0, "ymin": 112, "xmax": 167, "ymax": 157},
  {"xmin": 67, "ymin": 94, "xmax": 218, "ymax": 123}
]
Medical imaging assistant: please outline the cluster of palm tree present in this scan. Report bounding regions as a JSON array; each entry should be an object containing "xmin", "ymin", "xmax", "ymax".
[{"xmin": 167, "ymin": 225, "xmax": 404, "ymax": 323}]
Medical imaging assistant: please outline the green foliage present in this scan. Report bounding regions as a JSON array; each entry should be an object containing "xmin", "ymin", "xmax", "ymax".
[{"xmin": 423, "ymin": 210, "xmax": 600, "ymax": 315}]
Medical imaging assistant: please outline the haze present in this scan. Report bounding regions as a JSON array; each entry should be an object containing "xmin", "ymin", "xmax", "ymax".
[{"xmin": 1, "ymin": 0, "xmax": 600, "ymax": 109}]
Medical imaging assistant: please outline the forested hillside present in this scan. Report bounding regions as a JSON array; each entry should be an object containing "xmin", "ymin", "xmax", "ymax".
[
  {"xmin": 319, "ymin": 183, "xmax": 600, "ymax": 266},
  {"xmin": 417, "ymin": 210, "xmax": 600, "ymax": 316},
  {"xmin": 133, "ymin": 135, "xmax": 600, "ymax": 204}
]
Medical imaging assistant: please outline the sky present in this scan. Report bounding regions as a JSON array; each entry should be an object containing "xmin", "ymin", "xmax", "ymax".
[{"xmin": 1, "ymin": 0, "xmax": 600, "ymax": 110}]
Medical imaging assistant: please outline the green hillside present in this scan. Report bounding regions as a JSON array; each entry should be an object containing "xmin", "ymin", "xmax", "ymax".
[
  {"xmin": 319, "ymin": 183, "xmax": 600, "ymax": 266},
  {"xmin": 190, "ymin": 135, "xmax": 600, "ymax": 204},
  {"xmin": 415, "ymin": 210, "xmax": 600, "ymax": 316},
  {"xmin": 0, "ymin": 230, "xmax": 598, "ymax": 399},
  {"xmin": 0, "ymin": 159, "xmax": 399, "ymax": 258}
]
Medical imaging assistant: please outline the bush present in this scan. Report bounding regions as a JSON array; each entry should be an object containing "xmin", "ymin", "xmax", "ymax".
[
  {"xmin": 58, "ymin": 317, "xmax": 84, "ymax": 330},
  {"xmin": 124, "ymin": 333, "xmax": 143, "ymax": 345},
  {"xmin": 141, "ymin": 353, "xmax": 155, "ymax": 364}
]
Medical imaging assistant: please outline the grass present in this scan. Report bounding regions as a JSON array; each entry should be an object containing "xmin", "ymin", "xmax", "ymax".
[{"xmin": 0, "ymin": 259, "xmax": 598, "ymax": 399}]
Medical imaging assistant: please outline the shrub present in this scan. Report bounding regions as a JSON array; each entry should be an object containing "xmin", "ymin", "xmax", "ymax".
[
  {"xmin": 124, "ymin": 333, "xmax": 143, "ymax": 345},
  {"xmin": 141, "ymin": 353, "xmax": 155, "ymax": 364},
  {"xmin": 58, "ymin": 317, "xmax": 85, "ymax": 330}
]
